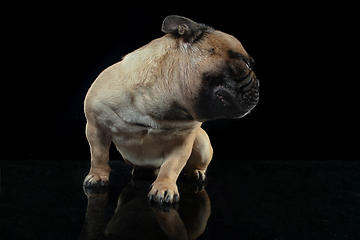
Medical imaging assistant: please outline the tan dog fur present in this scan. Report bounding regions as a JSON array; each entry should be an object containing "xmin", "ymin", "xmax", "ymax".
[{"xmin": 83, "ymin": 16, "xmax": 258, "ymax": 203}]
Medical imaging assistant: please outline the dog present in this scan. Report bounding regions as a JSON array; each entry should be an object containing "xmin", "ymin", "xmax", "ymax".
[{"xmin": 83, "ymin": 15, "xmax": 259, "ymax": 203}]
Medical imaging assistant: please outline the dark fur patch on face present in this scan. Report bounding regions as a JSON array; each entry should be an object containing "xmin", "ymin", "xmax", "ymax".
[
  {"xmin": 228, "ymin": 50, "xmax": 255, "ymax": 72},
  {"xmin": 194, "ymin": 59, "xmax": 259, "ymax": 121},
  {"xmin": 195, "ymin": 72, "xmax": 244, "ymax": 120},
  {"xmin": 228, "ymin": 50, "xmax": 243, "ymax": 59}
]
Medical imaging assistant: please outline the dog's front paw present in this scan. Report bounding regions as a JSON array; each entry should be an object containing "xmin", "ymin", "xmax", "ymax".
[
  {"xmin": 83, "ymin": 173, "xmax": 109, "ymax": 188},
  {"xmin": 148, "ymin": 181, "xmax": 179, "ymax": 204}
]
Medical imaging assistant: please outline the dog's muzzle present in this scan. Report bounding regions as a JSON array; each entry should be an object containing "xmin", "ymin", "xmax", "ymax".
[{"xmin": 238, "ymin": 74, "xmax": 259, "ymax": 116}]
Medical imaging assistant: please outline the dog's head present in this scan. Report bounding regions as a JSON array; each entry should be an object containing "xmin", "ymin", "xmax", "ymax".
[{"xmin": 162, "ymin": 15, "xmax": 259, "ymax": 121}]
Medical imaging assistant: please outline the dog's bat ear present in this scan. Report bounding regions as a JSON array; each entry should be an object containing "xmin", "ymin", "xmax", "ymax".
[
  {"xmin": 162, "ymin": 15, "xmax": 207, "ymax": 42},
  {"xmin": 162, "ymin": 15, "xmax": 198, "ymax": 34}
]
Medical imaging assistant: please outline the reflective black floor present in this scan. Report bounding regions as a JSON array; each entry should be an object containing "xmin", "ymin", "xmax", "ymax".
[{"xmin": 1, "ymin": 160, "xmax": 359, "ymax": 239}]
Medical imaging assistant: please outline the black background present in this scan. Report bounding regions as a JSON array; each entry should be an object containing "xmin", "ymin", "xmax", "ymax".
[{"xmin": 1, "ymin": 2, "xmax": 359, "ymax": 161}]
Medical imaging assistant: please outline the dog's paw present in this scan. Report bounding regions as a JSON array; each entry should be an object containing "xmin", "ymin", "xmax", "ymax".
[
  {"xmin": 83, "ymin": 173, "xmax": 109, "ymax": 188},
  {"xmin": 187, "ymin": 169, "xmax": 207, "ymax": 183},
  {"xmin": 148, "ymin": 181, "xmax": 179, "ymax": 204}
]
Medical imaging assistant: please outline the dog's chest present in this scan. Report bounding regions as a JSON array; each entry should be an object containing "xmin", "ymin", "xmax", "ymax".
[{"xmin": 110, "ymin": 128, "xmax": 174, "ymax": 167}]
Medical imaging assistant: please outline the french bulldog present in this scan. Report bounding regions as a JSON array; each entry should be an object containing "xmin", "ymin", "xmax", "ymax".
[{"xmin": 83, "ymin": 15, "xmax": 259, "ymax": 203}]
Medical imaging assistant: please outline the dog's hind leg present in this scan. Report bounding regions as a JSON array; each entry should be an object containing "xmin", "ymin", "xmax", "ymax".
[{"xmin": 83, "ymin": 122, "xmax": 112, "ymax": 188}]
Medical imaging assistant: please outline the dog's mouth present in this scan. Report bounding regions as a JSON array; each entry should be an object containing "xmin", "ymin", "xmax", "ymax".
[
  {"xmin": 196, "ymin": 75, "xmax": 259, "ymax": 120},
  {"xmin": 213, "ymin": 87, "xmax": 235, "ymax": 107},
  {"xmin": 212, "ymin": 79, "xmax": 259, "ymax": 117}
]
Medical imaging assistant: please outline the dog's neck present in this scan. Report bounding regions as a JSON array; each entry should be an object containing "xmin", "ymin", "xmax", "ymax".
[{"xmin": 121, "ymin": 35, "xmax": 205, "ymax": 122}]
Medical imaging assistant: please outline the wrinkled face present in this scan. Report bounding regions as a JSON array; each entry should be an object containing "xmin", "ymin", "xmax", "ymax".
[{"xmin": 194, "ymin": 31, "xmax": 259, "ymax": 120}]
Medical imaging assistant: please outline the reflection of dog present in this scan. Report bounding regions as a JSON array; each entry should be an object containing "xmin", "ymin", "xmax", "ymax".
[
  {"xmin": 79, "ymin": 180, "xmax": 211, "ymax": 239},
  {"xmin": 83, "ymin": 15, "xmax": 259, "ymax": 203}
]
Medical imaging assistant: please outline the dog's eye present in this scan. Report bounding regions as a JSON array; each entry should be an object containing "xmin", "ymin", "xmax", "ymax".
[
  {"xmin": 245, "ymin": 58, "xmax": 255, "ymax": 71},
  {"xmin": 242, "ymin": 60, "xmax": 252, "ymax": 72},
  {"xmin": 244, "ymin": 61, "xmax": 251, "ymax": 70}
]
